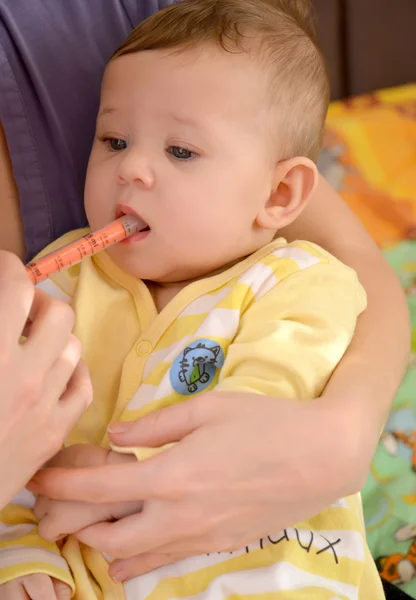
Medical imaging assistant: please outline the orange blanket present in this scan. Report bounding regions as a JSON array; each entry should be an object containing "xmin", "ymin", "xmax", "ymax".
[{"xmin": 320, "ymin": 84, "xmax": 416, "ymax": 247}]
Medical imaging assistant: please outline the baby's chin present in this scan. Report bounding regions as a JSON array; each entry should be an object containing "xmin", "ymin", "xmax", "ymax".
[
  {"xmin": 106, "ymin": 248, "xmax": 218, "ymax": 285},
  {"xmin": 105, "ymin": 247, "xmax": 180, "ymax": 282}
]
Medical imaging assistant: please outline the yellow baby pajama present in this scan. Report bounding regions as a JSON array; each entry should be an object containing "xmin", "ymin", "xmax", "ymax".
[{"xmin": 0, "ymin": 232, "xmax": 385, "ymax": 599}]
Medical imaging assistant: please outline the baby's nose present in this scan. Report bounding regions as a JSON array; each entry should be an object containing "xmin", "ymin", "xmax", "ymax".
[{"xmin": 117, "ymin": 150, "xmax": 155, "ymax": 189}]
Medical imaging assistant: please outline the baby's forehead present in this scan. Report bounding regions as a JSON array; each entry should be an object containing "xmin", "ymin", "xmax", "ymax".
[
  {"xmin": 105, "ymin": 43, "xmax": 265, "ymax": 85},
  {"xmin": 101, "ymin": 46, "xmax": 273, "ymax": 126}
]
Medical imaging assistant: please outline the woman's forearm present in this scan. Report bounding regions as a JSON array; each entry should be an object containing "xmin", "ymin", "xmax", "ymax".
[
  {"xmin": 282, "ymin": 175, "xmax": 410, "ymax": 436},
  {"xmin": 324, "ymin": 251, "xmax": 410, "ymax": 427},
  {"xmin": 0, "ymin": 122, "xmax": 25, "ymax": 257}
]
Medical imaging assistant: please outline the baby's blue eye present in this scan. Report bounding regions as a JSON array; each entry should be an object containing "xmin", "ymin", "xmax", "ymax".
[
  {"xmin": 167, "ymin": 146, "xmax": 196, "ymax": 160},
  {"xmin": 104, "ymin": 138, "xmax": 127, "ymax": 151}
]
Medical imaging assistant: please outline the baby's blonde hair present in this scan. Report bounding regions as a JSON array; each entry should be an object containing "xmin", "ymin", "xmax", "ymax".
[{"xmin": 112, "ymin": 0, "xmax": 329, "ymax": 161}]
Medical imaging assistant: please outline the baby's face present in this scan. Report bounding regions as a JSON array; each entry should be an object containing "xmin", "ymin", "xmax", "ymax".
[{"xmin": 85, "ymin": 44, "xmax": 279, "ymax": 282}]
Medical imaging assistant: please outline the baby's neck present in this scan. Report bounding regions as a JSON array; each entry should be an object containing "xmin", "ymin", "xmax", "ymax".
[
  {"xmin": 145, "ymin": 256, "xmax": 245, "ymax": 313},
  {"xmin": 145, "ymin": 280, "xmax": 183, "ymax": 313}
]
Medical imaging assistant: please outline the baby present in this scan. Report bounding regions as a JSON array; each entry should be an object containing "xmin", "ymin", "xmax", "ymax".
[{"xmin": 0, "ymin": 0, "xmax": 385, "ymax": 598}]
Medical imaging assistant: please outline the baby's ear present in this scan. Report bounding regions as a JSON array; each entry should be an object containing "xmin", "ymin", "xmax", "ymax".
[{"xmin": 256, "ymin": 157, "xmax": 318, "ymax": 230}]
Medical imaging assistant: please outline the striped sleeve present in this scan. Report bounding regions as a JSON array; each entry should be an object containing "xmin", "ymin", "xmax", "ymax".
[{"xmin": 0, "ymin": 489, "xmax": 74, "ymax": 590}]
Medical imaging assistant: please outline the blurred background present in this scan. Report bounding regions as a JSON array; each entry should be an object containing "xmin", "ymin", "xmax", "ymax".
[{"xmin": 313, "ymin": 2, "xmax": 416, "ymax": 597}]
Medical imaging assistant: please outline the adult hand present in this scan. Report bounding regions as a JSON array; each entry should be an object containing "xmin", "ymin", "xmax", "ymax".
[
  {"xmin": 0, "ymin": 251, "xmax": 92, "ymax": 508},
  {"xmin": 28, "ymin": 390, "xmax": 369, "ymax": 582},
  {"xmin": 35, "ymin": 445, "xmax": 141, "ymax": 541}
]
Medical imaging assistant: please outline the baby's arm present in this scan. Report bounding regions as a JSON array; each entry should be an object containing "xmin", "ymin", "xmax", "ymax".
[
  {"xmin": 0, "ymin": 489, "xmax": 74, "ymax": 597},
  {"xmin": 34, "ymin": 445, "xmax": 143, "ymax": 542}
]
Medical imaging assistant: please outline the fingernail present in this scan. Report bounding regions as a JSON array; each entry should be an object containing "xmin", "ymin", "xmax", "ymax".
[
  {"xmin": 107, "ymin": 422, "xmax": 130, "ymax": 434},
  {"xmin": 111, "ymin": 569, "xmax": 126, "ymax": 583},
  {"xmin": 27, "ymin": 478, "xmax": 41, "ymax": 494}
]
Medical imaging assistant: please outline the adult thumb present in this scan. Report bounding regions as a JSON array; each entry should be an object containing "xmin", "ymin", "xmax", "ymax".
[{"xmin": 107, "ymin": 398, "xmax": 205, "ymax": 448}]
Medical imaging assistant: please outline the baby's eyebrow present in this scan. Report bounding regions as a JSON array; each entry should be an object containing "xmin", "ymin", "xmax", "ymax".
[
  {"xmin": 97, "ymin": 107, "xmax": 118, "ymax": 119},
  {"xmin": 170, "ymin": 113, "xmax": 202, "ymax": 129}
]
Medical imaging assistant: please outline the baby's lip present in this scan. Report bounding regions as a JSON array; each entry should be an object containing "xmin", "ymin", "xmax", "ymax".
[{"xmin": 115, "ymin": 204, "xmax": 149, "ymax": 231}]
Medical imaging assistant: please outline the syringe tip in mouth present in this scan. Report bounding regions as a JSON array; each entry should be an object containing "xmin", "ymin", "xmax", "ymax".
[
  {"xmin": 117, "ymin": 213, "xmax": 147, "ymax": 235},
  {"xmin": 25, "ymin": 215, "xmax": 145, "ymax": 285}
]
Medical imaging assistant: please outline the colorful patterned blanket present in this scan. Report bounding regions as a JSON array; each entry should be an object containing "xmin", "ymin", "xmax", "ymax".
[{"xmin": 320, "ymin": 84, "xmax": 416, "ymax": 595}]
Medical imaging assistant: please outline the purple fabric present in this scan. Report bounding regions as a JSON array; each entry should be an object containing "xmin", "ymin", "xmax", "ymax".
[{"xmin": 0, "ymin": 0, "xmax": 177, "ymax": 259}]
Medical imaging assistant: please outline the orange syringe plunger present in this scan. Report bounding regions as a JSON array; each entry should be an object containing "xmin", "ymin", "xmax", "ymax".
[{"xmin": 25, "ymin": 215, "xmax": 144, "ymax": 285}]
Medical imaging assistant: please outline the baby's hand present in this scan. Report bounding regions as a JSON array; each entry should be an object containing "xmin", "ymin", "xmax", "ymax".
[
  {"xmin": 0, "ymin": 574, "xmax": 71, "ymax": 600},
  {"xmin": 43, "ymin": 443, "xmax": 114, "ymax": 470},
  {"xmin": 34, "ymin": 445, "xmax": 143, "ymax": 542}
]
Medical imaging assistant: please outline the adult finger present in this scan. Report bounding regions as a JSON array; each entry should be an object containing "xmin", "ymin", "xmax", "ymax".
[
  {"xmin": 109, "ymin": 550, "xmax": 185, "ymax": 582},
  {"xmin": 30, "ymin": 360, "xmax": 92, "ymax": 460},
  {"xmin": 0, "ymin": 251, "xmax": 35, "ymax": 347},
  {"xmin": 75, "ymin": 509, "xmax": 178, "ymax": 558},
  {"xmin": 24, "ymin": 291, "xmax": 76, "ymax": 370},
  {"xmin": 54, "ymin": 360, "xmax": 93, "ymax": 437},
  {"xmin": 43, "ymin": 335, "xmax": 82, "ymax": 398},
  {"xmin": 28, "ymin": 455, "xmax": 168, "ymax": 502},
  {"xmin": 23, "ymin": 574, "xmax": 58, "ymax": 600},
  {"xmin": 108, "ymin": 395, "xmax": 209, "ymax": 447}
]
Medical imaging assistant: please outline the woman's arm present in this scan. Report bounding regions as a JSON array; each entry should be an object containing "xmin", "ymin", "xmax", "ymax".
[
  {"xmin": 281, "ymin": 174, "xmax": 411, "ymax": 442},
  {"xmin": 0, "ymin": 123, "xmax": 26, "ymax": 257}
]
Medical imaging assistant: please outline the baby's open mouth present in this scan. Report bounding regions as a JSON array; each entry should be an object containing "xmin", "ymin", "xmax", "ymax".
[{"xmin": 116, "ymin": 204, "xmax": 150, "ymax": 233}]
